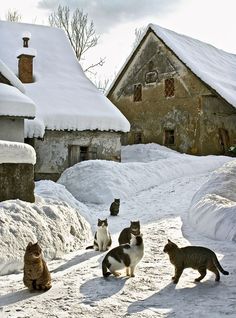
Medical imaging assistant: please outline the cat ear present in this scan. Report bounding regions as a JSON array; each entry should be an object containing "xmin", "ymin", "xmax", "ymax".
[
  {"xmin": 27, "ymin": 242, "xmax": 32, "ymax": 247},
  {"xmin": 168, "ymin": 239, "xmax": 172, "ymax": 243}
]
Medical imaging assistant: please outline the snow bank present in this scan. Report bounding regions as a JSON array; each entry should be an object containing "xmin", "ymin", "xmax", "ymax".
[
  {"xmin": 121, "ymin": 143, "xmax": 180, "ymax": 162},
  {"xmin": 189, "ymin": 159, "xmax": 236, "ymax": 241},
  {"xmin": 0, "ymin": 182, "xmax": 92, "ymax": 276},
  {"xmin": 0, "ymin": 140, "xmax": 36, "ymax": 164},
  {"xmin": 58, "ymin": 153, "xmax": 232, "ymax": 204}
]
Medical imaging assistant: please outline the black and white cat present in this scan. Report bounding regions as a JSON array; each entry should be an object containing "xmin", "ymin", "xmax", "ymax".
[
  {"xmin": 86, "ymin": 218, "xmax": 112, "ymax": 252},
  {"xmin": 118, "ymin": 220, "xmax": 141, "ymax": 245},
  {"xmin": 102, "ymin": 234, "xmax": 144, "ymax": 278}
]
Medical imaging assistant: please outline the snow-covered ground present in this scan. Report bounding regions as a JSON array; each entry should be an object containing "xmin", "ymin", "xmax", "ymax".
[{"xmin": 0, "ymin": 143, "xmax": 236, "ymax": 318}]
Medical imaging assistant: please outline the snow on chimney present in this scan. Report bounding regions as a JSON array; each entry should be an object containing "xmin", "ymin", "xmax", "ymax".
[{"xmin": 17, "ymin": 32, "xmax": 36, "ymax": 83}]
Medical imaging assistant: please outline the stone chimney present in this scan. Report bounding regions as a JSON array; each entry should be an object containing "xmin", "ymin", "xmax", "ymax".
[{"xmin": 17, "ymin": 32, "xmax": 36, "ymax": 83}]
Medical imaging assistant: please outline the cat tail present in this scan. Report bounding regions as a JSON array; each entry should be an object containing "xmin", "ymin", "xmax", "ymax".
[
  {"xmin": 213, "ymin": 254, "xmax": 229, "ymax": 275},
  {"xmin": 102, "ymin": 257, "xmax": 111, "ymax": 278},
  {"xmin": 85, "ymin": 245, "xmax": 94, "ymax": 250}
]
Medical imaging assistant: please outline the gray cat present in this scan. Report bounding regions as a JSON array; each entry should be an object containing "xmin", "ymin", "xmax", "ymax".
[
  {"xmin": 118, "ymin": 220, "xmax": 140, "ymax": 245},
  {"xmin": 102, "ymin": 234, "xmax": 144, "ymax": 278},
  {"xmin": 110, "ymin": 198, "xmax": 120, "ymax": 216}
]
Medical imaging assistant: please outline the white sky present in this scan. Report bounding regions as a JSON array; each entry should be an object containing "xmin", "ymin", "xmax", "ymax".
[{"xmin": 1, "ymin": 0, "xmax": 236, "ymax": 82}]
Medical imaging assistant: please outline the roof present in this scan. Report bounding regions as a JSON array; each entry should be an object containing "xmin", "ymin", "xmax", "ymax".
[
  {"xmin": 0, "ymin": 83, "xmax": 36, "ymax": 118},
  {"xmin": 0, "ymin": 21, "xmax": 130, "ymax": 138},
  {"xmin": 0, "ymin": 59, "xmax": 35, "ymax": 118},
  {"xmin": 108, "ymin": 23, "xmax": 236, "ymax": 108}
]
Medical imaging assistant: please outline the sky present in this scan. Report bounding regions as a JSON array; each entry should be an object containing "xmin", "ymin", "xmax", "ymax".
[
  {"xmin": 0, "ymin": 143, "xmax": 235, "ymax": 317},
  {"xmin": 1, "ymin": 0, "xmax": 236, "ymax": 83}
]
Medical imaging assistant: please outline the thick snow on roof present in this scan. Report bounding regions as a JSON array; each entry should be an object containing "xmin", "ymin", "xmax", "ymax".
[
  {"xmin": 0, "ymin": 140, "xmax": 36, "ymax": 164},
  {"xmin": 0, "ymin": 83, "xmax": 35, "ymax": 118},
  {"xmin": 0, "ymin": 59, "xmax": 25, "ymax": 93},
  {"xmin": 0, "ymin": 21, "xmax": 130, "ymax": 138},
  {"xmin": 108, "ymin": 23, "xmax": 236, "ymax": 108}
]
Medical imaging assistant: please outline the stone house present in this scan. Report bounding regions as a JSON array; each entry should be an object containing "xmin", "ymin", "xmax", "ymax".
[
  {"xmin": 0, "ymin": 21, "xmax": 130, "ymax": 181},
  {"xmin": 0, "ymin": 59, "xmax": 36, "ymax": 202},
  {"xmin": 107, "ymin": 24, "xmax": 236, "ymax": 155}
]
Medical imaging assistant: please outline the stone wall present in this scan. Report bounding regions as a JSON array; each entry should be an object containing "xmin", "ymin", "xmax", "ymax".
[
  {"xmin": 108, "ymin": 31, "xmax": 236, "ymax": 155},
  {"xmin": 27, "ymin": 130, "xmax": 122, "ymax": 181},
  {"xmin": 0, "ymin": 163, "xmax": 35, "ymax": 202}
]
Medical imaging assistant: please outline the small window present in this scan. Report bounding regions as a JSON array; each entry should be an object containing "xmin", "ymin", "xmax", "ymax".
[
  {"xmin": 133, "ymin": 84, "xmax": 142, "ymax": 102},
  {"xmin": 134, "ymin": 132, "xmax": 142, "ymax": 144},
  {"xmin": 80, "ymin": 146, "xmax": 89, "ymax": 161},
  {"xmin": 68, "ymin": 145, "xmax": 89, "ymax": 167},
  {"xmin": 165, "ymin": 78, "xmax": 175, "ymax": 97},
  {"xmin": 164, "ymin": 129, "xmax": 175, "ymax": 145}
]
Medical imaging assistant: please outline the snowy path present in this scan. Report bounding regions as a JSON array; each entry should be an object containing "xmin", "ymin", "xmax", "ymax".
[{"xmin": 1, "ymin": 174, "xmax": 235, "ymax": 318}]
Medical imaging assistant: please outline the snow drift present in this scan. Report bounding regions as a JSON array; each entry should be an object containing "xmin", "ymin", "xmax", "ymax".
[{"xmin": 189, "ymin": 159, "xmax": 236, "ymax": 241}]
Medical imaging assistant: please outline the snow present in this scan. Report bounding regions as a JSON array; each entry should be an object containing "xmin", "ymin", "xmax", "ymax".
[
  {"xmin": 0, "ymin": 21, "xmax": 130, "ymax": 138},
  {"xmin": 0, "ymin": 140, "xmax": 36, "ymax": 164},
  {"xmin": 16, "ymin": 48, "xmax": 37, "ymax": 58},
  {"xmin": 0, "ymin": 59, "xmax": 25, "ymax": 93},
  {"xmin": 189, "ymin": 160, "xmax": 236, "ymax": 241},
  {"xmin": 0, "ymin": 84, "xmax": 35, "ymax": 118},
  {"xmin": 0, "ymin": 143, "xmax": 236, "ymax": 317},
  {"xmin": 107, "ymin": 24, "xmax": 236, "ymax": 109}
]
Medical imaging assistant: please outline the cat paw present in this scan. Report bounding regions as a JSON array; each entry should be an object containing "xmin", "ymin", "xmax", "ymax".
[{"xmin": 172, "ymin": 279, "xmax": 179, "ymax": 284}]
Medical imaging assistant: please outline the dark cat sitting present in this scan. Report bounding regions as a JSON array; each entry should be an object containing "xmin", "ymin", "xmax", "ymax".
[
  {"xmin": 86, "ymin": 218, "xmax": 112, "ymax": 252},
  {"xmin": 102, "ymin": 234, "xmax": 144, "ymax": 278},
  {"xmin": 163, "ymin": 239, "xmax": 229, "ymax": 284},
  {"xmin": 110, "ymin": 198, "xmax": 120, "ymax": 216},
  {"xmin": 118, "ymin": 220, "xmax": 140, "ymax": 245}
]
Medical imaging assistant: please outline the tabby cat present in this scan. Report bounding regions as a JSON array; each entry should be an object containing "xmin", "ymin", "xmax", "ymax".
[
  {"xmin": 23, "ymin": 242, "xmax": 52, "ymax": 291},
  {"xmin": 110, "ymin": 198, "xmax": 120, "ymax": 216},
  {"xmin": 102, "ymin": 234, "xmax": 144, "ymax": 278},
  {"xmin": 86, "ymin": 218, "xmax": 112, "ymax": 252},
  {"xmin": 163, "ymin": 239, "xmax": 229, "ymax": 284},
  {"xmin": 118, "ymin": 220, "xmax": 140, "ymax": 245}
]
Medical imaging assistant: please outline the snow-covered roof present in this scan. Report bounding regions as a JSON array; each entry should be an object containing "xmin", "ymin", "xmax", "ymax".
[
  {"xmin": 0, "ymin": 140, "xmax": 36, "ymax": 164},
  {"xmin": 0, "ymin": 59, "xmax": 25, "ymax": 93},
  {"xmin": 0, "ymin": 21, "xmax": 130, "ymax": 138},
  {"xmin": 108, "ymin": 23, "xmax": 236, "ymax": 109},
  {"xmin": 0, "ymin": 83, "xmax": 35, "ymax": 118}
]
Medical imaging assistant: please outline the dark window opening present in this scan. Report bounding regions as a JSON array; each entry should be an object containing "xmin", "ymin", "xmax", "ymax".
[
  {"xmin": 133, "ymin": 84, "xmax": 142, "ymax": 102},
  {"xmin": 165, "ymin": 78, "xmax": 175, "ymax": 97},
  {"xmin": 134, "ymin": 132, "xmax": 143, "ymax": 144},
  {"xmin": 68, "ymin": 145, "xmax": 90, "ymax": 167},
  {"xmin": 79, "ymin": 146, "xmax": 89, "ymax": 161},
  {"xmin": 164, "ymin": 129, "xmax": 175, "ymax": 145}
]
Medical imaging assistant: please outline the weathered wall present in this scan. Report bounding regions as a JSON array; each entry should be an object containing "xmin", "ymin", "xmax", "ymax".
[
  {"xmin": 108, "ymin": 31, "xmax": 236, "ymax": 155},
  {"xmin": 0, "ymin": 163, "xmax": 35, "ymax": 202},
  {"xmin": 0, "ymin": 117, "xmax": 24, "ymax": 142},
  {"xmin": 28, "ymin": 130, "xmax": 122, "ymax": 181}
]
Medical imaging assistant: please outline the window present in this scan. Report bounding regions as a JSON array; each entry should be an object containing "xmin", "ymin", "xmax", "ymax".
[
  {"xmin": 134, "ymin": 132, "xmax": 142, "ymax": 144},
  {"xmin": 79, "ymin": 146, "xmax": 89, "ymax": 161},
  {"xmin": 133, "ymin": 84, "xmax": 142, "ymax": 102},
  {"xmin": 68, "ymin": 145, "xmax": 89, "ymax": 167},
  {"xmin": 165, "ymin": 78, "xmax": 175, "ymax": 97},
  {"xmin": 164, "ymin": 129, "xmax": 175, "ymax": 145}
]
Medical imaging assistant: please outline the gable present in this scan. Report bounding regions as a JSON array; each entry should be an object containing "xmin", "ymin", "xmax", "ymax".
[{"xmin": 108, "ymin": 24, "xmax": 236, "ymax": 109}]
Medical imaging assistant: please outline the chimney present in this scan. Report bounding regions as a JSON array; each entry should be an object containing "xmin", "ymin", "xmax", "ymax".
[{"xmin": 17, "ymin": 32, "xmax": 36, "ymax": 83}]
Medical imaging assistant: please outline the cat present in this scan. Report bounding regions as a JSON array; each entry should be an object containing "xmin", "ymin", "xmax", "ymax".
[
  {"xmin": 110, "ymin": 198, "xmax": 120, "ymax": 216},
  {"xmin": 86, "ymin": 218, "xmax": 112, "ymax": 252},
  {"xmin": 102, "ymin": 234, "xmax": 144, "ymax": 278},
  {"xmin": 118, "ymin": 220, "xmax": 140, "ymax": 245},
  {"xmin": 163, "ymin": 239, "xmax": 229, "ymax": 284},
  {"xmin": 23, "ymin": 242, "xmax": 52, "ymax": 291}
]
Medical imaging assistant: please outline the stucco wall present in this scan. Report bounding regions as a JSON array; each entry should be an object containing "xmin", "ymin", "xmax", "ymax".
[
  {"xmin": 108, "ymin": 31, "xmax": 236, "ymax": 155},
  {"xmin": 29, "ymin": 130, "xmax": 122, "ymax": 181},
  {"xmin": 0, "ymin": 117, "xmax": 24, "ymax": 142},
  {"xmin": 0, "ymin": 163, "xmax": 35, "ymax": 202}
]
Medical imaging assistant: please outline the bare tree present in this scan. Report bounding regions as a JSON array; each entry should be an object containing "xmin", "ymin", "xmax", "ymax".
[
  {"xmin": 5, "ymin": 9, "xmax": 21, "ymax": 22},
  {"xmin": 48, "ymin": 5, "xmax": 105, "ymax": 73},
  {"xmin": 133, "ymin": 27, "xmax": 146, "ymax": 48}
]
